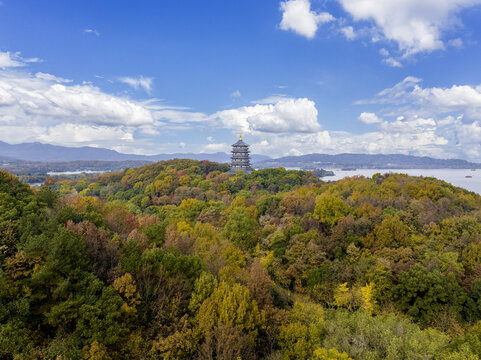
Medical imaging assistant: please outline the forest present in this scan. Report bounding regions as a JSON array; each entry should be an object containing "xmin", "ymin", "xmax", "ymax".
[{"xmin": 2, "ymin": 158, "xmax": 481, "ymax": 359}]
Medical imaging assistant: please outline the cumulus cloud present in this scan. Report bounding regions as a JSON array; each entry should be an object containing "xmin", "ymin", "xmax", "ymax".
[
  {"xmin": 337, "ymin": 0, "xmax": 481, "ymax": 56},
  {"xmin": 280, "ymin": 0, "xmax": 335, "ymax": 39},
  {"xmin": 359, "ymin": 112, "xmax": 382, "ymax": 124},
  {"xmin": 351, "ymin": 77, "xmax": 481, "ymax": 160},
  {"xmin": 250, "ymin": 131, "xmax": 331, "ymax": 157},
  {"xmin": 0, "ymin": 71, "xmax": 155, "ymax": 126},
  {"xmin": 0, "ymin": 65, "xmax": 164, "ymax": 150},
  {"xmin": 239, "ymin": 113, "xmax": 450, "ymax": 158},
  {"xmin": 119, "ymin": 75, "xmax": 153, "ymax": 93},
  {"xmin": 364, "ymin": 77, "xmax": 481, "ymax": 121},
  {"xmin": 0, "ymin": 52, "xmax": 331, "ymax": 155},
  {"xmin": 215, "ymin": 97, "xmax": 322, "ymax": 134},
  {"xmin": 3, "ymin": 45, "xmax": 481, "ymax": 160}
]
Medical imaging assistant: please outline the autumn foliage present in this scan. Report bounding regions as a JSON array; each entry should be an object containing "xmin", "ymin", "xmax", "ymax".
[{"xmin": 1, "ymin": 162, "xmax": 481, "ymax": 359}]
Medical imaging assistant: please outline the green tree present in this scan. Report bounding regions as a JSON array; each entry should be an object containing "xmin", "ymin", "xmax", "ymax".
[
  {"xmin": 394, "ymin": 264, "xmax": 466, "ymax": 325},
  {"xmin": 222, "ymin": 207, "xmax": 259, "ymax": 249}
]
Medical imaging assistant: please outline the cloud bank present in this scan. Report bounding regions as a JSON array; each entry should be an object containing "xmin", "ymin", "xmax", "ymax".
[
  {"xmin": 2, "ymin": 50, "xmax": 481, "ymax": 160},
  {"xmin": 279, "ymin": 0, "xmax": 481, "ymax": 65},
  {"xmin": 338, "ymin": 0, "xmax": 481, "ymax": 56}
]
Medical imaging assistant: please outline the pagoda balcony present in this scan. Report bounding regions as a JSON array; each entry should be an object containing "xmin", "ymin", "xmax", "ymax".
[
  {"xmin": 231, "ymin": 161, "xmax": 250, "ymax": 165},
  {"xmin": 231, "ymin": 154, "xmax": 250, "ymax": 158}
]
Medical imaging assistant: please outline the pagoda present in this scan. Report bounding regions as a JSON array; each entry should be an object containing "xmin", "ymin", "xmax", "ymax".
[{"xmin": 230, "ymin": 133, "xmax": 252, "ymax": 174}]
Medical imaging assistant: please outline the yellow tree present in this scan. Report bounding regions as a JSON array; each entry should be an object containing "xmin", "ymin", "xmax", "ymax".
[
  {"xmin": 313, "ymin": 348, "xmax": 353, "ymax": 360},
  {"xmin": 196, "ymin": 282, "xmax": 265, "ymax": 341},
  {"xmin": 313, "ymin": 195, "xmax": 350, "ymax": 228},
  {"xmin": 113, "ymin": 273, "xmax": 141, "ymax": 315}
]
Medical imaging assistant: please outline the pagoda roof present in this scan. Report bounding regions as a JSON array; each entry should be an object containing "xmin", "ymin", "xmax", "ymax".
[{"xmin": 232, "ymin": 139, "xmax": 249, "ymax": 147}]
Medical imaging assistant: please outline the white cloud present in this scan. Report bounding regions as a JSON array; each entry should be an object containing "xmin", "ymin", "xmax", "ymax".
[
  {"xmin": 119, "ymin": 75, "xmax": 153, "ymax": 93},
  {"xmin": 359, "ymin": 112, "xmax": 382, "ymax": 124},
  {"xmin": 0, "ymin": 71, "xmax": 155, "ymax": 126},
  {"xmin": 204, "ymin": 143, "xmax": 230, "ymax": 152},
  {"xmin": 0, "ymin": 51, "xmax": 40, "ymax": 69},
  {"xmin": 215, "ymin": 97, "xmax": 322, "ymax": 134},
  {"xmin": 0, "ymin": 52, "xmax": 24, "ymax": 68},
  {"xmin": 84, "ymin": 29, "xmax": 100, "ymax": 36},
  {"xmin": 337, "ymin": 0, "xmax": 481, "ymax": 56},
  {"xmin": 153, "ymin": 109, "xmax": 210, "ymax": 123},
  {"xmin": 280, "ymin": 0, "xmax": 335, "ymax": 39},
  {"xmin": 231, "ymin": 90, "xmax": 242, "ymax": 98},
  {"xmin": 351, "ymin": 77, "xmax": 481, "ymax": 161},
  {"xmin": 340, "ymin": 26, "xmax": 357, "ymax": 40},
  {"xmin": 35, "ymin": 72, "xmax": 73, "ymax": 83},
  {"xmin": 3, "ymin": 46, "xmax": 481, "ymax": 160},
  {"xmin": 448, "ymin": 38, "xmax": 464, "ymax": 48},
  {"xmin": 365, "ymin": 77, "xmax": 481, "ymax": 119},
  {"xmin": 379, "ymin": 116, "xmax": 437, "ymax": 134},
  {"xmin": 250, "ymin": 131, "xmax": 331, "ymax": 157},
  {"xmin": 359, "ymin": 76, "xmax": 422, "ymax": 105},
  {"xmin": 251, "ymin": 95, "xmax": 289, "ymax": 104},
  {"xmin": 38, "ymin": 123, "xmax": 133, "ymax": 145},
  {"xmin": 379, "ymin": 48, "xmax": 390, "ymax": 57},
  {"xmin": 383, "ymin": 57, "xmax": 403, "ymax": 68}
]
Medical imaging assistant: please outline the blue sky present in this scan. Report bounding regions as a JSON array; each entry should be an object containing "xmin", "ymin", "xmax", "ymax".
[{"xmin": 1, "ymin": 0, "xmax": 481, "ymax": 160}]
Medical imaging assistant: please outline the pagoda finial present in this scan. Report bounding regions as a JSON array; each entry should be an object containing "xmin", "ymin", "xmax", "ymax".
[{"xmin": 239, "ymin": 132, "xmax": 242, "ymax": 141}]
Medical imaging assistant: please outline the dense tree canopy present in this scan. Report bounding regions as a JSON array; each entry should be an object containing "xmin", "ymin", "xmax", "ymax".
[{"xmin": 2, "ymin": 161, "xmax": 481, "ymax": 359}]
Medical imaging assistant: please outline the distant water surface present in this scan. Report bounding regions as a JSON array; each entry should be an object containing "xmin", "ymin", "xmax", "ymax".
[
  {"xmin": 322, "ymin": 168, "xmax": 481, "ymax": 195},
  {"xmin": 47, "ymin": 170, "xmax": 108, "ymax": 176}
]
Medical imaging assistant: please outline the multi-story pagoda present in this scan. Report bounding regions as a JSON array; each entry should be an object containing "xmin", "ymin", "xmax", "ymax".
[{"xmin": 230, "ymin": 133, "xmax": 252, "ymax": 174}]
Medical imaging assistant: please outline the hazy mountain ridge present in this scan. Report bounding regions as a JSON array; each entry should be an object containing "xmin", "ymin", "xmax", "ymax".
[
  {"xmin": 256, "ymin": 153, "xmax": 481, "ymax": 169},
  {"xmin": 1, "ymin": 141, "xmax": 480, "ymax": 169},
  {"xmin": 0, "ymin": 141, "xmax": 270, "ymax": 163}
]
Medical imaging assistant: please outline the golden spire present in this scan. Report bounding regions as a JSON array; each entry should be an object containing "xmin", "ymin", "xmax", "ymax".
[{"xmin": 239, "ymin": 132, "xmax": 242, "ymax": 141}]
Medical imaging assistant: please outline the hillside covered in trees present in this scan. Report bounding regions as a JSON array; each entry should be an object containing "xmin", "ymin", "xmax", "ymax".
[{"xmin": 3, "ymin": 159, "xmax": 481, "ymax": 359}]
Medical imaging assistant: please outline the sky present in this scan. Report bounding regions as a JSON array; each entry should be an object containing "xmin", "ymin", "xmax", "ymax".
[{"xmin": 1, "ymin": 0, "xmax": 481, "ymax": 160}]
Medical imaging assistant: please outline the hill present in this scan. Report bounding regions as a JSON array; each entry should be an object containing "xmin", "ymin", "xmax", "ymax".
[{"xmin": 2, "ymin": 160, "xmax": 481, "ymax": 359}]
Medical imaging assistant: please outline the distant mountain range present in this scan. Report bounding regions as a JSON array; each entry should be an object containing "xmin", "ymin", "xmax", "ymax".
[
  {"xmin": 1, "ymin": 141, "xmax": 480, "ymax": 170},
  {"xmin": 256, "ymin": 153, "xmax": 481, "ymax": 169},
  {"xmin": 0, "ymin": 141, "xmax": 270, "ymax": 163}
]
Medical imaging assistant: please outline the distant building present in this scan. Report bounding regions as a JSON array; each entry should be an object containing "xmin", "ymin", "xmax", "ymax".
[{"xmin": 230, "ymin": 133, "xmax": 252, "ymax": 174}]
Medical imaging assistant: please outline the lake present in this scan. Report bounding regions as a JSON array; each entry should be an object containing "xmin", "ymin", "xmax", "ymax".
[
  {"xmin": 321, "ymin": 168, "xmax": 481, "ymax": 195},
  {"xmin": 46, "ymin": 170, "xmax": 108, "ymax": 176}
]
